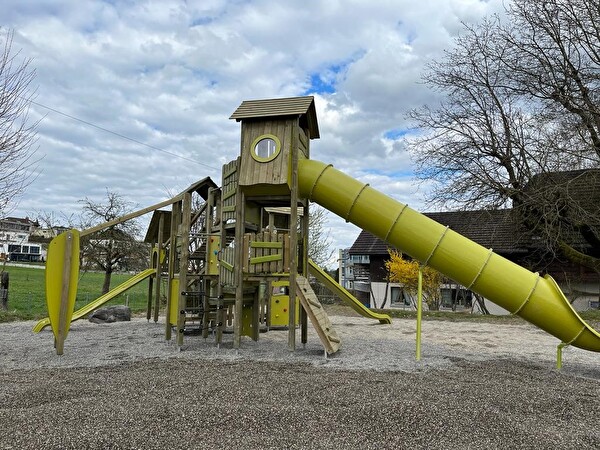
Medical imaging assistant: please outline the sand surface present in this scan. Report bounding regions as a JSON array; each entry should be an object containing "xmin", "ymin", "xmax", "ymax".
[{"xmin": 1, "ymin": 312, "xmax": 599, "ymax": 449}]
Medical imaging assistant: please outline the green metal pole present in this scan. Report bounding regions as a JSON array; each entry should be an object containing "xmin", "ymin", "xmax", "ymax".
[
  {"xmin": 416, "ymin": 267, "xmax": 423, "ymax": 361},
  {"xmin": 556, "ymin": 342, "xmax": 567, "ymax": 370}
]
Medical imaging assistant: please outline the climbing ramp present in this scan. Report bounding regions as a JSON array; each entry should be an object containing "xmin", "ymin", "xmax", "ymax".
[{"xmin": 296, "ymin": 276, "xmax": 340, "ymax": 355}]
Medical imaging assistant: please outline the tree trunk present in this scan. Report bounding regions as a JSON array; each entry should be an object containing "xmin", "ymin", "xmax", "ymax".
[
  {"xmin": 473, "ymin": 293, "xmax": 490, "ymax": 315},
  {"xmin": 0, "ymin": 271, "xmax": 9, "ymax": 310},
  {"xmin": 380, "ymin": 281, "xmax": 389, "ymax": 309},
  {"xmin": 102, "ymin": 269, "xmax": 112, "ymax": 295}
]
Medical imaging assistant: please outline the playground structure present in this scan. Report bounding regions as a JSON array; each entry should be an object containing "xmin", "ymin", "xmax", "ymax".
[{"xmin": 40, "ymin": 96, "xmax": 600, "ymax": 361}]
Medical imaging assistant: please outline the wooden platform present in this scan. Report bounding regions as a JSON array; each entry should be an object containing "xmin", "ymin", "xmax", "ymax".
[{"xmin": 296, "ymin": 276, "xmax": 340, "ymax": 355}]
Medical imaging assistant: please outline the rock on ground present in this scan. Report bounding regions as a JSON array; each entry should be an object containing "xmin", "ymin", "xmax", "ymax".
[{"xmin": 88, "ymin": 305, "xmax": 131, "ymax": 324}]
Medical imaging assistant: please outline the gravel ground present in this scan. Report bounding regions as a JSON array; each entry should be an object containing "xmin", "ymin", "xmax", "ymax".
[{"xmin": 1, "ymin": 311, "xmax": 599, "ymax": 449}]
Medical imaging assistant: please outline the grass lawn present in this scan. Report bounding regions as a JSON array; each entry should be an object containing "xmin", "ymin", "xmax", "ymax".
[
  {"xmin": 2, "ymin": 264, "xmax": 599, "ymax": 329},
  {"xmin": 0, "ymin": 264, "xmax": 157, "ymax": 322}
]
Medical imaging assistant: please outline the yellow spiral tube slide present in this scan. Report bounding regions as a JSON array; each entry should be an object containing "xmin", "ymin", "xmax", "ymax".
[{"xmin": 298, "ymin": 159, "xmax": 600, "ymax": 352}]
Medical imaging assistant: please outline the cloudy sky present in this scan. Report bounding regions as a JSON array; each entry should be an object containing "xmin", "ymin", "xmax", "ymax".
[{"xmin": 1, "ymin": 0, "xmax": 505, "ymax": 265}]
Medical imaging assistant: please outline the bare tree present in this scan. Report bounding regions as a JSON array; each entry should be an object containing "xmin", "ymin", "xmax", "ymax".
[
  {"xmin": 308, "ymin": 205, "xmax": 335, "ymax": 268},
  {"xmin": 408, "ymin": 1, "xmax": 600, "ymax": 273},
  {"xmin": 80, "ymin": 190, "xmax": 148, "ymax": 295},
  {"xmin": 34, "ymin": 210, "xmax": 76, "ymax": 236},
  {"xmin": 0, "ymin": 29, "xmax": 39, "ymax": 215}
]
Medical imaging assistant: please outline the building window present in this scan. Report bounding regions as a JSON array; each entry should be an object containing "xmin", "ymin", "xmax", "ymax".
[
  {"xmin": 391, "ymin": 287, "xmax": 411, "ymax": 305},
  {"xmin": 350, "ymin": 255, "xmax": 369, "ymax": 264},
  {"xmin": 441, "ymin": 288, "xmax": 472, "ymax": 308}
]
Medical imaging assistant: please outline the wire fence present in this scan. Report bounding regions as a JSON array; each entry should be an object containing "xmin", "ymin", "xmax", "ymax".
[{"xmin": 2, "ymin": 291, "xmax": 151, "ymax": 316}]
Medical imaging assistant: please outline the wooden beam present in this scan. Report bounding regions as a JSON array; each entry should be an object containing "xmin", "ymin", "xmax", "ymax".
[
  {"xmin": 177, "ymin": 192, "xmax": 192, "ymax": 347},
  {"xmin": 216, "ymin": 188, "xmax": 225, "ymax": 345},
  {"xmin": 288, "ymin": 126, "xmax": 299, "ymax": 351},
  {"xmin": 165, "ymin": 201, "xmax": 181, "ymax": 341},
  {"xmin": 301, "ymin": 203, "xmax": 309, "ymax": 345},
  {"xmin": 80, "ymin": 196, "xmax": 182, "ymax": 237},
  {"xmin": 154, "ymin": 212, "xmax": 164, "ymax": 323},
  {"xmin": 234, "ymin": 189, "xmax": 245, "ymax": 349},
  {"xmin": 203, "ymin": 188, "xmax": 215, "ymax": 339}
]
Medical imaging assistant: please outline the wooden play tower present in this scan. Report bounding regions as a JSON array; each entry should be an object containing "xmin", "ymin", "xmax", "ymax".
[
  {"xmin": 40, "ymin": 96, "xmax": 389, "ymax": 356},
  {"xmin": 143, "ymin": 96, "xmax": 341, "ymax": 354}
]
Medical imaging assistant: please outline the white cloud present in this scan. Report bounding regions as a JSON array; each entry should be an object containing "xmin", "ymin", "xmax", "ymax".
[{"xmin": 0, "ymin": 0, "xmax": 506, "ymax": 259}]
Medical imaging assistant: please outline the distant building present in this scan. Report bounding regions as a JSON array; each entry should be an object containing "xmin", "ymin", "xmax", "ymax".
[
  {"xmin": 0, "ymin": 217, "xmax": 44, "ymax": 262},
  {"xmin": 347, "ymin": 231, "xmax": 407, "ymax": 309},
  {"xmin": 338, "ymin": 248, "xmax": 352, "ymax": 290}
]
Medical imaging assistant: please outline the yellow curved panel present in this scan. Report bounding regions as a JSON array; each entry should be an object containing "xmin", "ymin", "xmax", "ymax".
[{"xmin": 45, "ymin": 229, "xmax": 80, "ymax": 352}]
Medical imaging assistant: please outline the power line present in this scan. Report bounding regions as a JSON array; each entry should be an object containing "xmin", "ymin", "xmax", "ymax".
[{"xmin": 28, "ymin": 98, "xmax": 219, "ymax": 170}]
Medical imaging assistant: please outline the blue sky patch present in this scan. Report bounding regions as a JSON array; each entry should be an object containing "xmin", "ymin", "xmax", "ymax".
[
  {"xmin": 306, "ymin": 73, "xmax": 336, "ymax": 94},
  {"xmin": 384, "ymin": 128, "xmax": 413, "ymax": 140},
  {"xmin": 361, "ymin": 167, "xmax": 413, "ymax": 178},
  {"xmin": 304, "ymin": 52, "xmax": 365, "ymax": 95}
]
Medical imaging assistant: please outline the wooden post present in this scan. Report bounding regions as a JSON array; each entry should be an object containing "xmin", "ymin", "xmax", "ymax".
[
  {"xmin": 252, "ymin": 284, "xmax": 260, "ymax": 341},
  {"xmin": 216, "ymin": 188, "xmax": 225, "ymax": 345},
  {"xmin": 203, "ymin": 188, "xmax": 214, "ymax": 339},
  {"xmin": 177, "ymin": 192, "xmax": 192, "ymax": 348},
  {"xmin": 234, "ymin": 189, "xmax": 245, "ymax": 349},
  {"xmin": 288, "ymin": 128, "xmax": 299, "ymax": 351},
  {"xmin": 165, "ymin": 201, "xmax": 181, "ymax": 341},
  {"xmin": 146, "ymin": 273, "xmax": 154, "ymax": 321},
  {"xmin": 56, "ymin": 231, "xmax": 73, "ymax": 356},
  {"xmin": 0, "ymin": 271, "xmax": 8, "ymax": 311},
  {"xmin": 154, "ymin": 213, "xmax": 164, "ymax": 323},
  {"xmin": 300, "ymin": 203, "xmax": 309, "ymax": 346}
]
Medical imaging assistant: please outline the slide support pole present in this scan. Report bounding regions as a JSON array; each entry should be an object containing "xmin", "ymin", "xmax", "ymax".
[
  {"xmin": 416, "ymin": 267, "xmax": 423, "ymax": 361},
  {"xmin": 556, "ymin": 342, "xmax": 568, "ymax": 370}
]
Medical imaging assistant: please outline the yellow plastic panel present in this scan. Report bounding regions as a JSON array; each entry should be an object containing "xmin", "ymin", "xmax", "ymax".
[
  {"xmin": 45, "ymin": 230, "xmax": 80, "ymax": 344},
  {"xmin": 169, "ymin": 278, "xmax": 179, "ymax": 326}
]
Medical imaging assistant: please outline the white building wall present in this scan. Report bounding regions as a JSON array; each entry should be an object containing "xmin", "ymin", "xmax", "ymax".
[
  {"xmin": 370, "ymin": 281, "xmax": 407, "ymax": 309},
  {"xmin": 364, "ymin": 279, "xmax": 599, "ymax": 314}
]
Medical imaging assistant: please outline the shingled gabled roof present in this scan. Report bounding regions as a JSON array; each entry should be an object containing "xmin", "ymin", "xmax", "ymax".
[
  {"xmin": 182, "ymin": 176, "xmax": 218, "ymax": 200},
  {"xmin": 425, "ymin": 209, "xmax": 531, "ymax": 254},
  {"xmin": 349, "ymin": 230, "xmax": 394, "ymax": 255},
  {"xmin": 349, "ymin": 209, "xmax": 532, "ymax": 257},
  {"xmin": 230, "ymin": 96, "xmax": 320, "ymax": 139}
]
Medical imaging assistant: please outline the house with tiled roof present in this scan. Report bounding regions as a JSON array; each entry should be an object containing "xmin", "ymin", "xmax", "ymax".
[{"xmin": 343, "ymin": 205, "xmax": 600, "ymax": 313}]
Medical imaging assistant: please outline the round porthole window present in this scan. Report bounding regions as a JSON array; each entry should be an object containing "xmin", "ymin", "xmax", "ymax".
[{"xmin": 251, "ymin": 134, "xmax": 281, "ymax": 162}]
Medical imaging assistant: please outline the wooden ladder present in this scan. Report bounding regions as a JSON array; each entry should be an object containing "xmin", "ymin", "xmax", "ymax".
[{"xmin": 296, "ymin": 276, "xmax": 341, "ymax": 355}]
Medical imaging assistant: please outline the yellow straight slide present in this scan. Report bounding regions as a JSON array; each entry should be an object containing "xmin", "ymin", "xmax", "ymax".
[
  {"xmin": 33, "ymin": 268, "xmax": 156, "ymax": 333},
  {"xmin": 308, "ymin": 259, "xmax": 391, "ymax": 324},
  {"xmin": 298, "ymin": 159, "xmax": 600, "ymax": 352}
]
